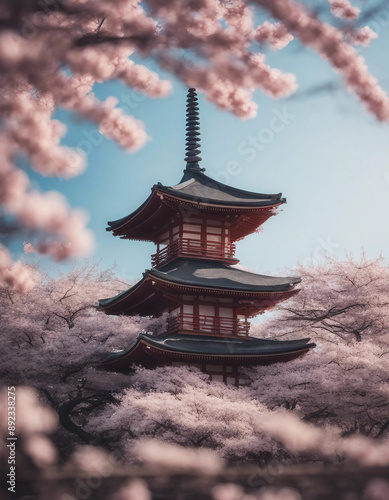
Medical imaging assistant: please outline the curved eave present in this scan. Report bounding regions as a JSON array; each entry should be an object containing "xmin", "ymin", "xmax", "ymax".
[
  {"xmin": 171, "ymin": 170, "xmax": 285, "ymax": 204},
  {"xmin": 105, "ymin": 185, "xmax": 284, "ymax": 241},
  {"xmin": 98, "ymin": 268, "xmax": 300, "ymax": 317},
  {"xmin": 99, "ymin": 334, "xmax": 316, "ymax": 372},
  {"xmin": 106, "ymin": 191, "xmax": 154, "ymax": 231},
  {"xmin": 149, "ymin": 269, "xmax": 300, "ymax": 293},
  {"xmin": 106, "ymin": 190, "xmax": 172, "ymax": 242},
  {"xmin": 98, "ymin": 274, "xmax": 148, "ymax": 310},
  {"xmin": 141, "ymin": 333, "xmax": 315, "ymax": 355},
  {"xmin": 156, "ymin": 184, "xmax": 286, "ymax": 208}
]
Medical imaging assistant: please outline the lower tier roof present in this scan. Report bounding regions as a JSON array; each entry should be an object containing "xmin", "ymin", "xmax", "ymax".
[{"xmin": 99, "ymin": 333, "xmax": 316, "ymax": 371}]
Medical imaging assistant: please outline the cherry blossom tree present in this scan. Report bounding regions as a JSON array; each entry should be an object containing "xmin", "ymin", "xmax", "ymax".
[
  {"xmin": 1, "ymin": 256, "xmax": 389, "ymax": 498},
  {"xmin": 246, "ymin": 254, "xmax": 389, "ymax": 438},
  {"xmin": 1, "ymin": 256, "xmax": 388, "ymax": 463},
  {"xmin": 1, "ymin": 386, "xmax": 389, "ymax": 500},
  {"xmin": 0, "ymin": 261, "xmax": 168, "ymax": 445},
  {"xmin": 1, "ymin": 0, "xmax": 387, "ymax": 288},
  {"xmin": 253, "ymin": 254, "xmax": 389, "ymax": 343}
]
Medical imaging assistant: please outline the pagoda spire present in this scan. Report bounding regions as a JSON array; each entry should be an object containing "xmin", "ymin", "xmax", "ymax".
[{"xmin": 185, "ymin": 88, "xmax": 205, "ymax": 172}]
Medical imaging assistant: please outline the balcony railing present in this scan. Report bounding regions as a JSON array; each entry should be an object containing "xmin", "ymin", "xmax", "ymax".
[
  {"xmin": 152, "ymin": 238, "xmax": 236, "ymax": 267},
  {"xmin": 167, "ymin": 313, "xmax": 250, "ymax": 337}
]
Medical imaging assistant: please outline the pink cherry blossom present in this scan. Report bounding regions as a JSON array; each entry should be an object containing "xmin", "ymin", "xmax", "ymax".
[
  {"xmin": 259, "ymin": 0, "xmax": 389, "ymax": 121},
  {"xmin": 329, "ymin": 0, "xmax": 360, "ymax": 20},
  {"xmin": 1, "ymin": 0, "xmax": 388, "ymax": 279},
  {"xmin": 347, "ymin": 26, "xmax": 378, "ymax": 47},
  {"xmin": 253, "ymin": 22, "xmax": 294, "ymax": 50},
  {"xmin": 0, "ymin": 244, "xmax": 37, "ymax": 293},
  {"xmin": 1, "ymin": 257, "xmax": 389, "ymax": 498}
]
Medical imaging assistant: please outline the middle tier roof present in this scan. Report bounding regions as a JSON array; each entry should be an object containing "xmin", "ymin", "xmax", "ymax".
[
  {"xmin": 98, "ymin": 258, "xmax": 300, "ymax": 316},
  {"xmin": 151, "ymin": 258, "xmax": 300, "ymax": 291}
]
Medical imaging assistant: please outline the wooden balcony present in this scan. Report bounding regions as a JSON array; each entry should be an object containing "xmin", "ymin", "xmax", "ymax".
[
  {"xmin": 152, "ymin": 238, "xmax": 237, "ymax": 267},
  {"xmin": 167, "ymin": 313, "xmax": 250, "ymax": 337}
]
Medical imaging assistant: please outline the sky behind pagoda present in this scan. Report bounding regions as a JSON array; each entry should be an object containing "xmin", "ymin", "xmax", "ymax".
[{"xmin": 19, "ymin": 11, "xmax": 389, "ymax": 284}]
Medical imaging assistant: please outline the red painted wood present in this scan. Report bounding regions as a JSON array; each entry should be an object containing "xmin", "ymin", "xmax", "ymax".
[
  {"xmin": 151, "ymin": 238, "xmax": 237, "ymax": 267},
  {"xmin": 166, "ymin": 313, "xmax": 250, "ymax": 337}
]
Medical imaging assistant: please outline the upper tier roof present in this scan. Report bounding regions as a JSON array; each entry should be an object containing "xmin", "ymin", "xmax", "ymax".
[
  {"xmin": 106, "ymin": 169, "xmax": 285, "ymax": 241},
  {"xmin": 155, "ymin": 168, "xmax": 285, "ymax": 207},
  {"xmin": 106, "ymin": 88, "xmax": 285, "ymax": 241}
]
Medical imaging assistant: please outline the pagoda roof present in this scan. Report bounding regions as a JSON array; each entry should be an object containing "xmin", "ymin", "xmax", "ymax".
[
  {"xmin": 99, "ymin": 333, "xmax": 316, "ymax": 371},
  {"xmin": 156, "ymin": 168, "xmax": 285, "ymax": 207},
  {"xmin": 107, "ymin": 88, "xmax": 286, "ymax": 242},
  {"xmin": 151, "ymin": 258, "xmax": 300, "ymax": 292},
  {"xmin": 100, "ymin": 258, "xmax": 299, "ymax": 305},
  {"xmin": 98, "ymin": 258, "xmax": 300, "ymax": 315},
  {"xmin": 106, "ymin": 169, "xmax": 284, "ymax": 241}
]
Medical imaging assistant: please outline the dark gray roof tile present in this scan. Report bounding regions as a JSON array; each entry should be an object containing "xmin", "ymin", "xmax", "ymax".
[
  {"xmin": 156, "ymin": 170, "xmax": 285, "ymax": 206},
  {"xmin": 151, "ymin": 258, "xmax": 300, "ymax": 292},
  {"xmin": 103, "ymin": 333, "xmax": 315, "ymax": 361}
]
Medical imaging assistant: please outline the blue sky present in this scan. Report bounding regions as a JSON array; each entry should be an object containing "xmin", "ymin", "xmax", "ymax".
[{"xmin": 20, "ymin": 4, "xmax": 389, "ymax": 284}]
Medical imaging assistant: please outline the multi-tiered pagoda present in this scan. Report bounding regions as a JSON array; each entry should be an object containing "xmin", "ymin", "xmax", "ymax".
[{"xmin": 99, "ymin": 88, "xmax": 315, "ymax": 385}]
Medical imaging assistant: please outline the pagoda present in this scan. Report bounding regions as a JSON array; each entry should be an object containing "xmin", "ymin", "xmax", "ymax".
[{"xmin": 99, "ymin": 88, "xmax": 315, "ymax": 385}]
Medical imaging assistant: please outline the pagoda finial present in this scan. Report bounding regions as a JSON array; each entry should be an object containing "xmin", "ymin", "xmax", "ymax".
[{"xmin": 185, "ymin": 88, "xmax": 205, "ymax": 172}]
